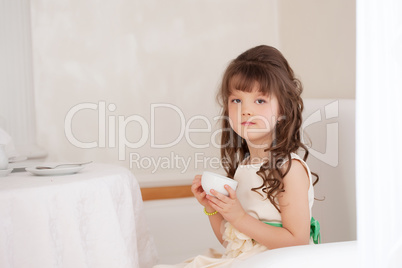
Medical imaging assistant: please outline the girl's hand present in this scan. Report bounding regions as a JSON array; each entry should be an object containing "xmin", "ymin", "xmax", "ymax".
[
  {"xmin": 191, "ymin": 175, "xmax": 211, "ymax": 209},
  {"xmin": 206, "ymin": 185, "xmax": 246, "ymax": 225}
]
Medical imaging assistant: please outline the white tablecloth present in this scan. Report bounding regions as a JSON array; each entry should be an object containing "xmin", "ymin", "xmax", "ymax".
[{"xmin": 0, "ymin": 163, "xmax": 157, "ymax": 268}]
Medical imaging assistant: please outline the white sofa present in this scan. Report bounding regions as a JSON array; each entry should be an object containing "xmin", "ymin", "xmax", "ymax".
[
  {"xmin": 232, "ymin": 241, "xmax": 357, "ymax": 267},
  {"xmin": 143, "ymin": 99, "xmax": 357, "ymax": 265}
]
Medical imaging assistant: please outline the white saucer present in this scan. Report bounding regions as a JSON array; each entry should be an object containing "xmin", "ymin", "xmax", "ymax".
[
  {"xmin": 25, "ymin": 165, "xmax": 85, "ymax": 176},
  {"xmin": 0, "ymin": 168, "xmax": 13, "ymax": 177},
  {"xmin": 9, "ymin": 160, "xmax": 42, "ymax": 172}
]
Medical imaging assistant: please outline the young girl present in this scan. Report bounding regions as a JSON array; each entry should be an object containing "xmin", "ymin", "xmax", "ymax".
[{"xmin": 155, "ymin": 45, "xmax": 319, "ymax": 267}]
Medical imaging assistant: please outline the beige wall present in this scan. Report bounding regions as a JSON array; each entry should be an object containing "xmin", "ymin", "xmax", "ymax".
[{"xmin": 278, "ymin": 0, "xmax": 356, "ymax": 99}]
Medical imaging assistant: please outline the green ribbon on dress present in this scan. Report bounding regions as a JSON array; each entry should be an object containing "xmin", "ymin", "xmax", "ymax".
[{"xmin": 264, "ymin": 217, "xmax": 321, "ymax": 244}]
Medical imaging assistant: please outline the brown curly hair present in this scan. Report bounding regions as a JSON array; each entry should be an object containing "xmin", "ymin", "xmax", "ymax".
[{"xmin": 217, "ymin": 45, "xmax": 318, "ymax": 212}]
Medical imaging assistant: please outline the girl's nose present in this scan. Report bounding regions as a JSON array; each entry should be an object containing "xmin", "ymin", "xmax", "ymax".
[{"xmin": 242, "ymin": 107, "xmax": 252, "ymax": 116}]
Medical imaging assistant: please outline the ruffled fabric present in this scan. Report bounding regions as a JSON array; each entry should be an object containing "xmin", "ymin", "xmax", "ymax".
[{"xmin": 222, "ymin": 222, "xmax": 267, "ymax": 258}]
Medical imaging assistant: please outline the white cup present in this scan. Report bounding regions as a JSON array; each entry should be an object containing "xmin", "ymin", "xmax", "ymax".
[{"xmin": 201, "ymin": 171, "xmax": 238, "ymax": 197}]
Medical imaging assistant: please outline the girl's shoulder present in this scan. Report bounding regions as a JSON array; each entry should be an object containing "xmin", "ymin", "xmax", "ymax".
[{"xmin": 279, "ymin": 153, "xmax": 312, "ymax": 184}]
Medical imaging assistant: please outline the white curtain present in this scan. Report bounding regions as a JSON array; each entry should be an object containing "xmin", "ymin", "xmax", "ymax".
[
  {"xmin": 0, "ymin": 0, "xmax": 46, "ymax": 159},
  {"xmin": 356, "ymin": 0, "xmax": 402, "ymax": 267}
]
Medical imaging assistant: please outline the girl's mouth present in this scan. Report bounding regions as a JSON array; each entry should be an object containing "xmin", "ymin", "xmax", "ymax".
[{"xmin": 241, "ymin": 121, "xmax": 256, "ymax": 126}]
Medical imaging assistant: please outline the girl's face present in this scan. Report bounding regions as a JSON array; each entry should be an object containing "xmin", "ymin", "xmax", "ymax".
[{"xmin": 228, "ymin": 85, "xmax": 280, "ymax": 148}]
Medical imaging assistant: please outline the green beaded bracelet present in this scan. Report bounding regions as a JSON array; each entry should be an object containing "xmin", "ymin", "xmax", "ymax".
[{"xmin": 204, "ymin": 207, "xmax": 218, "ymax": 216}]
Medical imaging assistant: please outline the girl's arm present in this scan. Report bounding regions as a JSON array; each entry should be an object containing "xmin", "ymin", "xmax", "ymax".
[
  {"xmin": 206, "ymin": 160, "xmax": 311, "ymax": 249},
  {"xmin": 191, "ymin": 175, "xmax": 225, "ymax": 244}
]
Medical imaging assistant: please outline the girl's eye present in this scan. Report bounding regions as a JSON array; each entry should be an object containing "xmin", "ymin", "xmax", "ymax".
[
  {"xmin": 256, "ymin": 99, "xmax": 266, "ymax": 104},
  {"xmin": 231, "ymin": 99, "xmax": 241, "ymax": 104}
]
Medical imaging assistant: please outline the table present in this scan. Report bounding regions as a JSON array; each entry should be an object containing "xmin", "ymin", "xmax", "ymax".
[{"xmin": 0, "ymin": 163, "xmax": 157, "ymax": 268}]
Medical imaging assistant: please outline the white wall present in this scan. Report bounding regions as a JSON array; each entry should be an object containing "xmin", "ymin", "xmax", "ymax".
[
  {"xmin": 30, "ymin": 0, "xmax": 279, "ymax": 184},
  {"xmin": 28, "ymin": 0, "xmax": 355, "ymax": 185}
]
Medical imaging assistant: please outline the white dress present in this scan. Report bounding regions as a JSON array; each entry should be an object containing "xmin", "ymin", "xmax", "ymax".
[{"xmin": 154, "ymin": 153, "xmax": 315, "ymax": 268}]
